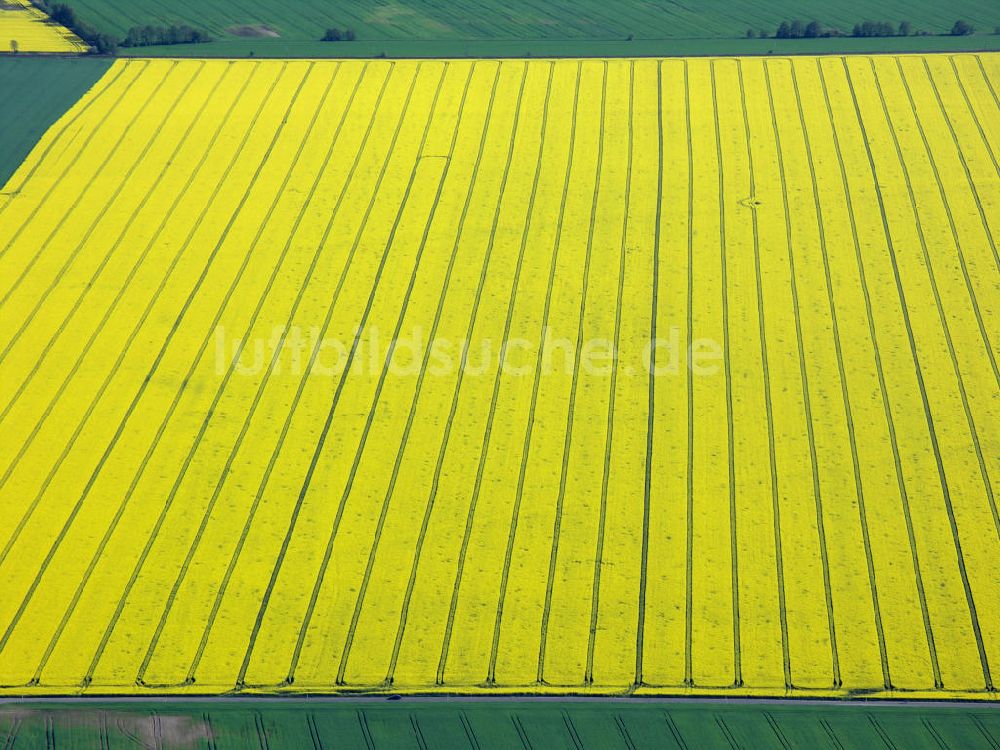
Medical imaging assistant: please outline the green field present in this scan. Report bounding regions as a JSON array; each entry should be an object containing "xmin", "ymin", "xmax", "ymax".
[
  {"xmin": 122, "ymin": 34, "xmax": 1000, "ymax": 59},
  {"xmin": 2, "ymin": 699, "xmax": 997, "ymax": 748},
  {"xmin": 49, "ymin": 0, "xmax": 1000, "ymax": 56},
  {"xmin": 0, "ymin": 57, "xmax": 111, "ymax": 187}
]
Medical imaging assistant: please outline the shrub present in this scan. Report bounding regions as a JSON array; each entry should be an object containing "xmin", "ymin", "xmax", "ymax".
[
  {"xmin": 898, "ymin": 21, "xmax": 912, "ymax": 36},
  {"xmin": 775, "ymin": 19, "xmax": 831, "ymax": 38},
  {"xmin": 121, "ymin": 24, "xmax": 212, "ymax": 47},
  {"xmin": 852, "ymin": 20, "xmax": 896, "ymax": 37},
  {"xmin": 321, "ymin": 27, "xmax": 356, "ymax": 41},
  {"xmin": 951, "ymin": 20, "xmax": 974, "ymax": 35}
]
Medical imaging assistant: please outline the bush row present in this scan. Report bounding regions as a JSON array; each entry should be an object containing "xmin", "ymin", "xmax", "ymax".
[
  {"xmin": 30, "ymin": 1, "xmax": 212, "ymax": 53},
  {"xmin": 122, "ymin": 24, "xmax": 213, "ymax": 47},
  {"xmin": 748, "ymin": 19, "xmax": 984, "ymax": 39},
  {"xmin": 321, "ymin": 27, "xmax": 357, "ymax": 42},
  {"xmin": 30, "ymin": 0, "xmax": 117, "ymax": 53}
]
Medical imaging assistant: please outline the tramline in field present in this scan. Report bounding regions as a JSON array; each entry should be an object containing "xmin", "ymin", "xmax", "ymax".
[{"xmin": 0, "ymin": 55, "xmax": 997, "ymax": 698}]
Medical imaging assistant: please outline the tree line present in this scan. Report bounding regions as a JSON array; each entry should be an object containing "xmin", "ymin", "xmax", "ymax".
[
  {"xmin": 121, "ymin": 24, "xmax": 212, "ymax": 47},
  {"xmin": 30, "ymin": 0, "xmax": 117, "ymax": 53},
  {"xmin": 747, "ymin": 19, "xmax": 983, "ymax": 39},
  {"xmin": 29, "ymin": 0, "xmax": 212, "ymax": 53},
  {"xmin": 321, "ymin": 27, "xmax": 357, "ymax": 42}
]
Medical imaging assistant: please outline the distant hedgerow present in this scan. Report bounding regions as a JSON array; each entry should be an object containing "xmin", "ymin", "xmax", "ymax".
[
  {"xmin": 30, "ymin": 0, "xmax": 117, "ymax": 53},
  {"xmin": 769, "ymin": 17, "xmax": 982, "ymax": 40},
  {"xmin": 321, "ymin": 27, "xmax": 356, "ymax": 42},
  {"xmin": 774, "ymin": 19, "xmax": 842, "ymax": 38},
  {"xmin": 851, "ymin": 21, "xmax": 896, "ymax": 37},
  {"xmin": 122, "ymin": 24, "xmax": 213, "ymax": 47}
]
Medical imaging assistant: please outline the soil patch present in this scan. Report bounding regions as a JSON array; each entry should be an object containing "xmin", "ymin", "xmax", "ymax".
[{"xmin": 226, "ymin": 24, "xmax": 280, "ymax": 38}]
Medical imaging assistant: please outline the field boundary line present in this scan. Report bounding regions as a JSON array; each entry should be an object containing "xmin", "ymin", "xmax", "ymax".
[
  {"xmin": 0, "ymin": 61, "xmax": 216, "ymax": 425},
  {"xmin": 0, "ymin": 61, "xmax": 202, "ymax": 362},
  {"xmin": 717, "ymin": 59, "xmax": 744, "ymax": 689},
  {"xmin": 188, "ymin": 58, "xmax": 395, "ymax": 691},
  {"xmin": 821, "ymin": 57, "xmax": 944, "ymax": 689},
  {"xmin": 230, "ymin": 62, "xmax": 431, "ymax": 689},
  {"xmin": 628, "ymin": 55, "xmax": 650, "ymax": 689},
  {"xmin": 973, "ymin": 56, "xmax": 1000, "ymax": 111},
  {"xmin": 480, "ymin": 60, "xmax": 558, "ymax": 688},
  {"xmin": 0, "ymin": 62, "xmax": 179, "ymax": 558},
  {"xmin": 478, "ymin": 59, "xmax": 562, "ymax": 688},
  {"xmin": 0, "ymin": 61, "xmax": 159, "ymax": 306},
  {"xmin": 682, "ymin": 57, "xmax": 694, "ymax": 689},
  {"xmin": 4, "ymin": 59, "xmax": 262, "ymax": 683},
  {"xmin": 130, "ymin": 62, "xmax": 354, "ymax": 689},
  {"xmin": 10, "ymin": 62, "xmax": 234, "ymax": 685},
  {"xmin": 381, "ymin": 61, "xmax": 506, "ymax": 684},
  {"xmin": 518, "ymin": 60, "xmax": 582, "ymax": 683},
  {"xmin": 28, "ymin": 59, "xmax": 318, "ymax": 691},
  {"xmin": 0, "ymin": 62, "xmax": 256, "ymax": 487},
  {"xmin": 432, "ymin": 61, "xmax": 534, "ymax": 684},
  {"xmin": 333, "ymin": 63, "xmax": 469, "ymax": 681},
  {"xmin": 789, "ymin": 59, "xmax": 891, "ymax": 689},
  {"xmin": 843, "ymin": 55, "xmax": 979, "ymax": 690},
  {"xmin": 0, "ymin": 61, "xmax": 128, "ymax": 210},
  {"xmin": 21, "ymin": 61, "xmax": 264, "ymax": 687},
  {"xmin": 735, "ymin": 57, "xmax": 790, "ymax": 690},
  {"xmin": 867, "ymin": 56, "xmax": 992, "ymax": 689},
  {"xmin": 763, "ymin": 58, "xmax": 840, "ymax": 688},
  {"xmin": 913, "ymin": 59, "xmax": 1000, "ymax": 538},
  {"xmin": 71, "ymin": 60, "xmax": 295, "ymax": 687},
  {"xmin": 948, "ymin": 58, "xmax": 1000, "ymax": 181},
  {"xmin": 0, "ymin": 61, "xmax": 146, "ymax": 265}
]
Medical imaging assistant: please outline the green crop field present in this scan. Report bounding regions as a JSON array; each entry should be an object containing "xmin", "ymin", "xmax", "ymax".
[
  {"xmin": 47, "ymin": 0, "xmax": 1000, "ymax": 57},
  {"xmin": 0, "ymin": 57, "xmax": 111, "ymax": 187},
  {"xmin": 63, "ymin": 0, "xmax": 1000, "ymax": 41},
  {"xmin": 2, "ymin": 699, "xmax": 998, "ymax": 748}
]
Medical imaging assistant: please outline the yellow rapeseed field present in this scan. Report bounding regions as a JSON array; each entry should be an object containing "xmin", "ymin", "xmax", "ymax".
[
  {"xmin": 0, "ymin": 56, "xmax": 997, "ymax": 699},
  {"xmin": 0, "ymin": 0, "xmax": 85, "ymax": 53}
]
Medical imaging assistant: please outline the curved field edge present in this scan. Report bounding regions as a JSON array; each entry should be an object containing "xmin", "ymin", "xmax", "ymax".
[
  {"xmin": 0, "ymin": 56, "xmax": 113, "ymax": 190},
  {"xmin": 0, "ymin": 0, "xmax": 86, "ymax": 54},
  {"xmin": 0, "ymin": 699, "xmax": 997, "ymax": 749}
]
